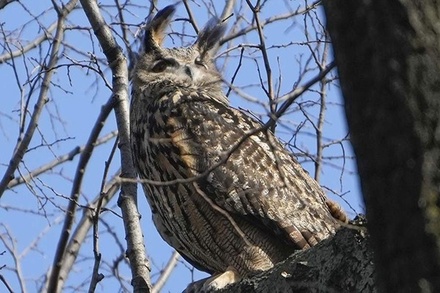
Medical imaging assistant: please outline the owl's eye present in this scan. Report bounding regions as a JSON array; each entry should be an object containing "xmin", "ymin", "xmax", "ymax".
[
  {"xmin": 195, "ymin": 57, "xmax": 208, "ymax": 69},
  {"xmin": 151, "ymin": 59, "xmax": 178, "ymax": 73}
]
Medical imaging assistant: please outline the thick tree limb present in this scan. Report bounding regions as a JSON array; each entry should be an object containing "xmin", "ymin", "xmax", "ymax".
[
  {"xmin": 218, "ymin": 225, "xmax": 375, "ymax": 293},
  {"xmin": 79, "ymin": 0, "xmax": 151, "ymax": 292}
]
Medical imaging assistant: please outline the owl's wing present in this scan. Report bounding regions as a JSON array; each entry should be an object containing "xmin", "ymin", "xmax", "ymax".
[{"xmin": 168, "ymin": 90, "xmax": 344, "ymax": 249}]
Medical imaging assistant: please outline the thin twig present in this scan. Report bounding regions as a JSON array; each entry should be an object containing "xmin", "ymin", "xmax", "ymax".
[
  {"xmin": 274, "ymin": 61, "xmax": 335, "ymax": 119},
  {"xmin": 220, "ymin": 0, "xmax": 236, "ymax": 21},
  {"xmin": 0, "ymin": 275, "xmax": 14, "ymax": 293},
  {"xmin": 314, "ymin": 36, "xmax": 329, "ymax": 182},
  {"xmin": 226, "ymin": 46, "xmax": 244, "ymax": 97},
  {"xmin": 220, "ymin": 2, "xmax": 320, "ymax": 45},
  {"xmin": 182, "ymin": 0, "xmax": 199, "ymax": 33},
  {"xmin": 52, "ymin": 173, "xmax": 121, "ymax": 292},
  {"xmin": 151, "ymin": 251, "xmax": 180, "ymax": 293},
  {"xmin": 88, "ymin": 137, "xmax": 119, "ymax": 292},
  {"xmin": 246, "ymin": 0, "xmax": 275, "ymax": 131},
  {"xmin": 0, "ymin": 225, "xmax": 27, "ymax": 293},
  {"xmin": 0, "ymin": 0, "xmax": 78, "ymax": 198},
  {"xmin": 8, "ymin": 131, "xmax": 117, "ymax": 188},
  {"xmin": 47, "ymin": 94, "xmax": 115, "ymax": 293}
]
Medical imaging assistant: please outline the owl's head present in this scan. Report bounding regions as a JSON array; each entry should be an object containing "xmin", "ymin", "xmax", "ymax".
[{"xmin": 132, "ymin": 5, "xmax": 227, "ymax": 95}]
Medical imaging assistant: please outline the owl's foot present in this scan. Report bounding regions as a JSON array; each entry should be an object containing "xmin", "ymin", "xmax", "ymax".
[
  {"xmin": 183, "ymin": 267, "xmax": 240, "ymax": 293},
  {"xmin": 325, "ymin": 199, "xmax": 348, "ymax": 223}
]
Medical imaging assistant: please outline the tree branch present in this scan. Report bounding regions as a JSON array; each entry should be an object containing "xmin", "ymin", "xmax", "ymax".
[
  {"xmin": 0, "ymin": 21, "xmax": 58, "ymax": 64},
  {"xmin": 151, "ymin": 251, "xmax": 180, "ymax": 293},
  {"xmin": 0, "ymin": 0, "xmax": 78, "ymax": 198},
  {"xmin": 219, "ymin": 225, "xmax": 375, "ymax": 293},
  {"xmin": 46, "ymin": 174, "xmax": 120, "ymax": 292},
  {"xmin": 79, "ymin": 1, "xmax": 151, "ymax": 292},
  {"xmin": 47, "ymin": 95, "xmax": 115, "ymax": 293},
  {"xmin": 7, "ymin": 131, "xmax": 117, "ymax": 188}
]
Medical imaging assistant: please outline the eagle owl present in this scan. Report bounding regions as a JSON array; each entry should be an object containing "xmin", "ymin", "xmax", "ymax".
[{"xmin": 130, "ymin": 5, "xmax": 346, "ymax": 291}]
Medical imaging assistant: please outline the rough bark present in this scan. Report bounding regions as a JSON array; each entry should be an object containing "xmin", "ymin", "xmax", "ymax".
[
  {"xmin": 323, "ymin": 1, "xmax": 440, "ymax": 292},
  {"xmin": 219, "ymin": 224, "xmax": 375, "ymax": 293}
]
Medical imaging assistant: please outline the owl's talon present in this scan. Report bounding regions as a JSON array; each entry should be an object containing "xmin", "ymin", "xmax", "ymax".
[
  {"xmin": 183, "ymin": 268, "xmax": 240, "ymax": 293},
  {"xmin": 203, "ymin": 267, "xmax": 240, "ymax": 290}
]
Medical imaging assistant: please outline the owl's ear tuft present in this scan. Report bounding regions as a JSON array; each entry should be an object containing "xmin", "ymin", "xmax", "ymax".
[
  {"xmin": 196, "ymin": 18, "xmax": 227, "ymax": 59},
  {"xmin": 143, "ymin": 5, "xmax": 176, "ymax": 53}
]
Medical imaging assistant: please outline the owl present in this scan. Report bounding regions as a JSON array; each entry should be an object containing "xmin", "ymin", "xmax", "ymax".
[{"xmin": 130, "ymin": 5, "xmax": 347, "ymax": 292}]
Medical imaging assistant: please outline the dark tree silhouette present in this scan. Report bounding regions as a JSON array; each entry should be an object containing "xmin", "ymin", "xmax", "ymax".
[{"xmin": 324, "ymin": 1, "xmax": 440, "ymax": 292}]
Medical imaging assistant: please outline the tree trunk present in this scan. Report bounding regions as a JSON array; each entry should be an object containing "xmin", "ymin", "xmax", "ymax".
[
  {"xmin": 219, "ymin": 224, "xmax": 375, "ymax": 293},
  {"xmin": 323, "ymin": 1, "xmax": 440, "ymax": 292}
]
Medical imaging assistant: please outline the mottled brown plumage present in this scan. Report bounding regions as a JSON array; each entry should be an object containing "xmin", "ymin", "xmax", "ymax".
[{"xmin": 130, "ymin": 6, "xmax": 346, "ymax": 291}]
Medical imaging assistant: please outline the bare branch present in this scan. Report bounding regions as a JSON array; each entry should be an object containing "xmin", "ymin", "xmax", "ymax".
[
  {"xmin": 275, "ymin": 62, "xmax": 335, "ymax": 120},
  {"xmin": 0, "ymin": 275, "xmax": 14, "ymax": 293},
  {"xmin": 0, "ymin": 0, "xmax": 78, "ymax": 197},
  {"xmin": 7, "ymin": 131, "xmax": 117, "ymax": 188},
  {"xmin": 314, "ymin": 36, "xmax": 330, "ymax": 182},
  {"xmin": 48, "ymin": 174, "xmax": 120, "ymax": 292},
  {"xmin": 88, "ymin": 130, "xmax": 118, "ymax": 292},
  {"xmin": 79, "ymin": 1, "xmax": 151, "ymax": 292},
  {"xmin": 151, "ymin": 251, "xmax": 180, "ymax": 293},
  {"xmin": 47, "ymin": 95, "xmax": 115, "ymax": 293},
  {"xmin": 246, "ymin": 0, "xmax": 275, "ymax": 124},
  {"xmin": 220, "ymin": 2, "xmax": 321, "ymax": 45},
  {"xmin": 182, "ymin": 0, "xmax": 199, "ymax": 33},
  {"xmin": 220, "ymin": 0, "xmax": 236, "ymax": 21},
  {"xmin": 0, "ymin": 225, "xmax": 27, "ymax": 293},
  {"xmin": 0, "ymin": 22, "xmax": 58, "ymax": 63}
]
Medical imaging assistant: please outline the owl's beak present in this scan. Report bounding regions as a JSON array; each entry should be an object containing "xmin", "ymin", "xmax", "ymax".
[
  {"xmin": 184, "ymin": 66, "xmax": 193, "ymax": 79},
  {"xmin": 181, "ymin": 65, "xmax": 204, "ymax": 83}
]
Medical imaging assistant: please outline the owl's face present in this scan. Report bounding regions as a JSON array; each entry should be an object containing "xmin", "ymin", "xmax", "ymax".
[
  {"xmin": 132, "ymin": 6, "xmax": 226, "ymax": 94},
  {"xmin": 135, "ymin": 46, "xmax": 220, "ymax": 90}
]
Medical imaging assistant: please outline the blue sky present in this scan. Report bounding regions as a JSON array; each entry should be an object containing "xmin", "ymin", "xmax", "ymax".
[{"xmin": 0, "ymin": 1, "xmax": 363, "ymax": 292}]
